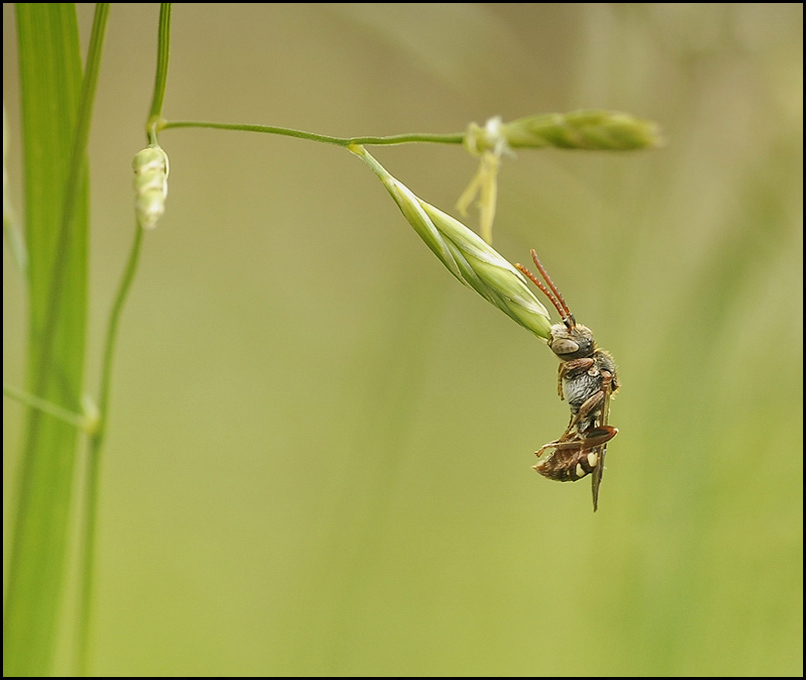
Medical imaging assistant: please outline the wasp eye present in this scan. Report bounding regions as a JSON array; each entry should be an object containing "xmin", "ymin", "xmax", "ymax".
[{"xmin": 551, "ymin": 338, "xmax": 580, "ymax": 355}]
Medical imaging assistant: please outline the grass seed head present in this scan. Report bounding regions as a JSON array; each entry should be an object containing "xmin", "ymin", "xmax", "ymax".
[{"xmin": 500, "ymin": 110, "xmax": 663, "ymax": 151}]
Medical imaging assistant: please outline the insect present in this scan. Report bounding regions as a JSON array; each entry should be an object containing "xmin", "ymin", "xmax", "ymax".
[{"xmin": 515, "ymin": 249, "xmax": 619, "ymax": 512}]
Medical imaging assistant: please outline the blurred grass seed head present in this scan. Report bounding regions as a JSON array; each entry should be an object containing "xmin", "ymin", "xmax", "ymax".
[
  {"xmin": 459, "ymin": 111, "xmax": 663, "ymax": 244},
  {"xmin": 495, "ymin": 110, "xmax": 664, "ymax": 151}
]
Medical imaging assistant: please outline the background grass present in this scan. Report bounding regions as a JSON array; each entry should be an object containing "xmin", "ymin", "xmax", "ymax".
[
  {"xmin": 5, "ymin": 5, "xmax": 93, "ymax": 675},
  {"xmin": 3, "ymin": 4, "xmax": 802, "ymax": 676}
]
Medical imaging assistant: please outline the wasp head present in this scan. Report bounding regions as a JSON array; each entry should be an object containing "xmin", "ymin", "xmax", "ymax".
[{"xmin": 548, "ymin": 322, "xmax": 595, "ymax": 361}]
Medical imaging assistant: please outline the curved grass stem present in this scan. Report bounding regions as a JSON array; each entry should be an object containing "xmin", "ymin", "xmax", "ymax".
[{"xmin": 160, "ymin": 120, "xmax": 465, "ymax": 147}]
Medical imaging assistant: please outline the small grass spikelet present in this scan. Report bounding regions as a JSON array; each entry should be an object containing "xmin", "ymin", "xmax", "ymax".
[{"xmin": 132, "ymin": 144, "xmax": 169, "ymax": 229}]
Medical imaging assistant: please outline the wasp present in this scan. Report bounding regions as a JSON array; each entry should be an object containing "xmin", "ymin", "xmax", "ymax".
[{"xmin": 515, "ymin": 249, "xmax": 619, "ymax": 512}]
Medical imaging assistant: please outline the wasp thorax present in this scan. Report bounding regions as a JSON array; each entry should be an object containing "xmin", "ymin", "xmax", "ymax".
[{"xmin": 548, "ymin": 323, "xmax": 595, "ymax": 360}]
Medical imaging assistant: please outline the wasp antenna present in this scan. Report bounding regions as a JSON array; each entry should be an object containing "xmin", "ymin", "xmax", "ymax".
[
  {"xmin": 515, "ymin": 262, "xmax": 565, "ymax": 318},
  {"xmin": 529, "ymin": 249, "xmax": 575, "ymax": 327}
]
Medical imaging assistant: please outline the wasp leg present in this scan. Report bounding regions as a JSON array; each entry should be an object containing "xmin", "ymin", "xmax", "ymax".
[
  {"xmin": 548, "ymin": 426, "xmax": 617, "ymax": 451},
  {"xmin": 534, "ymin": 434, "xmax": 576, "ymax": 458},
  {"xmin": 560, "ymin": 357, "xmax": 595, "ymax": 375}
]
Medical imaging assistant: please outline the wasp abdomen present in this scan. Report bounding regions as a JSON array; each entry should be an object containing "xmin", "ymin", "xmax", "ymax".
[{"xmin": 533, "ymin": 448, "xmax": 600, "ymax": 482}]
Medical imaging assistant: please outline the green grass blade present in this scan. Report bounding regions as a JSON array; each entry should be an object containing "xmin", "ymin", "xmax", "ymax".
[{"xmin": 3, "ymin": 4, "xmax": 89, "ymax": 675}]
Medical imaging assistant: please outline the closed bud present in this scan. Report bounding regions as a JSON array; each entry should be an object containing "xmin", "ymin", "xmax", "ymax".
[
  {"xmin": 351, "ymin": 145, "xmax": 552, "ymax": 341},
  {"xmin": 132, "ymin": 145, "xmax": 169, "ymax": 229}
]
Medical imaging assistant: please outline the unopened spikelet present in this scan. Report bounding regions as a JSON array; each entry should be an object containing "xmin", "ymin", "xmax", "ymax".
[
  {"xmin": 350, "ymin": 144, "xmax": 552, "ymax": 341},
  {"xmin": 132, "ymin": 145, "xmax": 169, "ymax": 229}
]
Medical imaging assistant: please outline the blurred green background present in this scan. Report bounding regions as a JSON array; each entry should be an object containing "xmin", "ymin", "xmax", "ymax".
[{"xmin": 3, "ymin": 4, "xmax": 802, "ymax": 676}]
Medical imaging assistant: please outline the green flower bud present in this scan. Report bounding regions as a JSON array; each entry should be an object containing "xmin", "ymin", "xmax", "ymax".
[
  {"xmin": 351, "ymin": 145, "xmax": 552, "ymax": 341},
  {"xmin": 132, "ymin": 145, "xmax": 169, "ymax": 229}
]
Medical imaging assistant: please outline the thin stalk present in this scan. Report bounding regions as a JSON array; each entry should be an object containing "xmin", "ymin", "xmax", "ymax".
[
  {"xmin": 77, "ymin": 225, "xmax": 144, "ymax": 675},
  {"xmin": 160, "ymin": 120, "xmax": 465, "ymax": 147},
  {"xmin": 147, "ymin": 3, "xmax": 171, "ymax": 141}
]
